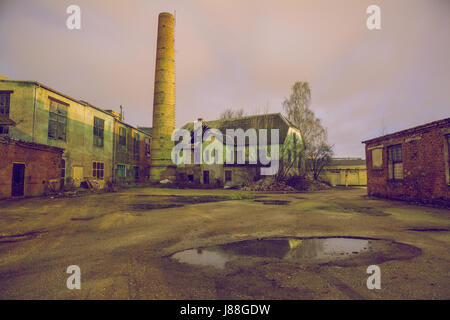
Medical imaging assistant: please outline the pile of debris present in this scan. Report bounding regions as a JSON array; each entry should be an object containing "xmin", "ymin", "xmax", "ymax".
[
  {"xmin": 240, "ymin": 176, "xmax": 330, "ymax": 192},
  {"xmin": 240, "ymin": 177, "xmax": 296, "ymax": 192}
]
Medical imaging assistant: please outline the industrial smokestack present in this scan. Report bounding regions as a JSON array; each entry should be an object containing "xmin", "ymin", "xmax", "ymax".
[{"xmin": 150, "ymin": 12, "xmax": 176, "ymax": 182}]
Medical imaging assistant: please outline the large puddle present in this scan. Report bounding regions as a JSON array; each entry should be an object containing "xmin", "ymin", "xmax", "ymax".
[{"xmin": 171, "ymin": 237, "xmax": 421, "ymax": 269}]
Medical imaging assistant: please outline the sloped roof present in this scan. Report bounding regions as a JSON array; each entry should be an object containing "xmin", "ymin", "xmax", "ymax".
[
  {"xmin": 362, "ymin": 117, "xmax": 450, "ymax": 144},
  {"xmin": 181, "ymin": 113, "xmax": 298, "ymax": 144},
  {"xmin": 329, "ymin": 158, "xmax": 366, "ymax": 166}
]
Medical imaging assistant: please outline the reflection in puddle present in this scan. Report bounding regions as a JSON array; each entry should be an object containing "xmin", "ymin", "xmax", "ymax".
[{"xmin": 172, "ymin": 237, "xmax": 375, "ymax": 269}]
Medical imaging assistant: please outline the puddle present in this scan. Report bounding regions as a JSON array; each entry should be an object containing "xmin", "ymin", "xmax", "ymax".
[
  {"xmin": 408, "ymin": 227, "xmax": 449, "ymax": 232},
  {"xmin": 254, "ymin": 200, "xmax": 291, "ymax": 205},
  {"xmin": 171, "ymin": 237, "xmax": 421, "ymax": 269},
  {"xmin": 0, "ymin": 230, "xmax": 48, "ymax": 244},
  {"xmin": 71, "ymin": 216, "xmax": 96, "ymax": 221},
  {"xmin": 131, "ymin": 195, "xmax": 257, "ymax": 211}
]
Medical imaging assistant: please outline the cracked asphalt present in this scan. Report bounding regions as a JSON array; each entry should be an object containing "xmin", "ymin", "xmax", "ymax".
[{"xmin": 0, "ymin": 187, "xmax": 449, "ymax": 299}]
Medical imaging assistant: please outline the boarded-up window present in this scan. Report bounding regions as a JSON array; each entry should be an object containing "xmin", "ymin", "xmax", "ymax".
[
  {"xmin": 388, "ymin": 145, "xmax": 403, "ymax": 180},
  {"xmin": 48, "ymin": 99, "xmax": 68, "ymax": 141},
  {"xmin": 93, "ymin": 117, "xmax": 105, "ymax": 147},
  {"xmin": 372, "ymin": 148, "xmax": 383, "ymax": 169}
]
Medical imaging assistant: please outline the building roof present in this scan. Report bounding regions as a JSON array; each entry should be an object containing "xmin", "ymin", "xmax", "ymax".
[
  {"xmin": 362, "ymin": 117, "xmax": 450, "ymax": 144},
  {"xmin": 181, "ymin": 113, "xmax": 300, "ymax": 144},
  {"xmin": 0, "ymin": 113, "xmax": 16, "ymax": 126},
  {"xmin": 0, "ymin": 136, "xmax": 64, "ymax": 153},
  {"xmin": 137, "ymin": 127, "xmax": 152, "ymax": 135},
  {"xmin": 329, "ymin": 158, "xmax": 366, "ymax": 166}
]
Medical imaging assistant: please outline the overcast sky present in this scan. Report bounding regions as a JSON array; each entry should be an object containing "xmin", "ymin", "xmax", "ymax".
[{"xmin": 0, "ymin": 0, "xmax": 449, "ymax": 157}]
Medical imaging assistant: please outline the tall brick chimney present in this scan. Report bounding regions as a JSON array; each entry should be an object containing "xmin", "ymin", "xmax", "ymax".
[{"xmin": 150, "ymin": 12, "xmax": 176, "ymax": 182}]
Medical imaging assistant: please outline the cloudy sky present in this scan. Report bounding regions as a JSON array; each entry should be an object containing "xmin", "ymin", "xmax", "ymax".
[{"xmin": 0, "ymin": 0, "xmax": 449, "ymax": 157}]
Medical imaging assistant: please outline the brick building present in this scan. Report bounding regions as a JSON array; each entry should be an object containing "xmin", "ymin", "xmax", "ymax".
[
  {"xmin": 362, "ymin": 118, "xmax": 450, "ymax": 205},
  {"xmin": 0, "ymin": 78, "xmax": 152, "ymax": 188},
  {"xmin": 0, "ymin": 136, "xmax": 63, "ymax": 198}
]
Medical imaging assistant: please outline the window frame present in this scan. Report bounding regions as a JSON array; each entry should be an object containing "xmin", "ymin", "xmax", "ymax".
[
  {"xmin": 92, "ymin": 161, "xmax": 104, "ymax": 180},
  {"xmin": 119, "ymin": 126, "xmax": 127, "ymax": 148},
  {"xmin": 48, "ymin": 99, "xmax": 68, "ymax": 141},
  {"xmin": 387, "ymin": 144, "xmax": 403, "ymax": 181},
  {"xmin": 93, "ymin": 117, "xmax": 105, "ymax": 148},
  {"xmin": 225, "ymin": 170, "xmax": 232, "ymax": 182}
]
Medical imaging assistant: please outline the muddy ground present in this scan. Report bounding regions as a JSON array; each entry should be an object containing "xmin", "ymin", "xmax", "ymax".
[{"xmin": 0, "ymin": 187, "xmax": 448, "ymax": 299}]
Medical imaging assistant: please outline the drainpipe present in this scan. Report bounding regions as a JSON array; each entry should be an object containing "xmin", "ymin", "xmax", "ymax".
[
  {"xmin": 112, "ymin": 117, "xmax": 116, "ymax": 183},
  {"xmin": 32, "ymin": 83, "xmax": 40, "ymax": 142}
]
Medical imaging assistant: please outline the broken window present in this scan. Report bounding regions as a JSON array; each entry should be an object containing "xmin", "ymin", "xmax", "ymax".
[
  {"xmin": 134, "ymin": 132, "xmax": 140, "ymax": 158},
  {"xmin": 119, "ymin": 127, "xmax": 127, "ymax": 147},
  {"xmin": 93, "ymin": 117, "xmax": 105, "ymax": 147},
  {"xmin": 371, "ymin": 148, "xmax": 383, "ymax": 169},
  {"xmin": 133, "ymin": 166, "xmax": 139, "ymax": 180},
  {"xmin": 93, "ymin": 162, "xmax": 104, "ymax": 179},
  {"xmin": 145, "ymin": 138, "xmax": 150, "ymax": 157},
  {"xmin": 48, "ymin": 99, "xmax": 68, "ymax": 141},
  {"xmin": 0, "ymin": 91, "xmax": 12, "ymax": 134},
  {"xmin": 388, "ymin": 144, "xmax": 403, "ymax": 180}
]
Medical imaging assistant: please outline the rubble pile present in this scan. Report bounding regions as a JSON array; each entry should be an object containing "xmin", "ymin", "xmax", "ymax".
[
  {"xmin": 241, "ymin": 176, "xmax": 330, "ymax": 192},
  {"xmin": 240, "ymin": 177, "xmax": 296, "ymax": 192}
]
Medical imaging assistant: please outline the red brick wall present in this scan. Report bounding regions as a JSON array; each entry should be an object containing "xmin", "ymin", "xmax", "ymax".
[
  {"xmin": 0, "ymin": 139, "xmax": 63, "ymax": 199},
  {"xmin": 365, "ymin": 127, "xmax": 450, "ymax": 204}
]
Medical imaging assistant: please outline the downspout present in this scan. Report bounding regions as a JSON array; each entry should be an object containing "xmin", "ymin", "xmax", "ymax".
[
  {"xmin": 112, "ymin": 117, "xmax": 116, "ymax": 183},
  {"xmin": 32, "ymin": 83, "xmax": 40, "ymax": 142}
]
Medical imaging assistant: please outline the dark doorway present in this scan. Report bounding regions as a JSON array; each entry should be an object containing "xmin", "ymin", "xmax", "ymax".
[
  {"xmin": 12, "ymin": 163, "xmax": 25, "ymax": 197},
  {"xmin": 203, "ymin": 171, "xmax": 210, "ymax": 184}
]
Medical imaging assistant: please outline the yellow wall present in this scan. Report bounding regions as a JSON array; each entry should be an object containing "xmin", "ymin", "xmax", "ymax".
[{"xmin": 321, "ymin": 164, "xmax": 367, "ymax": 186}]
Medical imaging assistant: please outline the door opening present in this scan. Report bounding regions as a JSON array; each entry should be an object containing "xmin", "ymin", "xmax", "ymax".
[{"xmin": 12, "ymin": 163, "xmax": 25, "ymax": 197}]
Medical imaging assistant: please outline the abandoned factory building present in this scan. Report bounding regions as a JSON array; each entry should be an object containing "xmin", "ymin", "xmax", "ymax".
[
  {"xmin": 363, "ymin": 118, "xmax": 450, "ymax": 205},
  {"xmin": 177, "ymin": 113, "xmax": 304, "ymax": 186},
  {"xmin": 0, "ymin": 78, "xmax": 152, "ymax": 198}
]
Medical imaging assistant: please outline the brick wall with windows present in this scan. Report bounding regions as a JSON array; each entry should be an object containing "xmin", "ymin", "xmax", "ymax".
[{"xmin": 363, "ymin": 118, "xmax": 450, "ymax": 205}]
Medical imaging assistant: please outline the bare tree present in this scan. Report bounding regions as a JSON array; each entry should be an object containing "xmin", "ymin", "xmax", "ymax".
[
  {"xmin": 282, "ymin": 81, "xmax": 333, "ymax": 179},
  {"xmin": 219, "ymin": 108, "xmax": 245, "ymax": 120},
  {"xmin": 308, "ymin": 143, "xmax": 333, "ymax": 180}
]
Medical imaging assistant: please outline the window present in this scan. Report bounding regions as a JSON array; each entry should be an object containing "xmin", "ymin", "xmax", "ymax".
[
  {"xmin": 388, "ymin": 145, "xmax": 403, "ymax": 180},
  {"xmin": 372, "ymin": 148, "xmax": 383, "ymax": 169},
  {"xmin": 447, "ymin": 135, "xmax": 450, "ymax": 184},
  {"xmin": 133, "ymin": 166, "xmax": 139, "ymax": 180},
  {"xmin": 119, "ymin": 127, "xmax": 127, "ymax": 147},
  {"xmin": 225, "ymin": 170, "xmax": 232, "ymax": 182},
  {"xmin": 93, "ymin": 117, "xmax": 105, "ymax": 147},
  {"xmin": 145, "ymin": 138, "xmax": 150, "ymax": 157},
  {"xmin": 93, "ymin": 162, "xmax": 104, "ymax": 179},
  {"xmin": 48, "ymin": 99, "xmax": 68, "ymax": 141},
  {"xmin": 0, "ymin": 91, "xmax": 12, "ymax": 134},
  {"xmin": 134, "ymin": 132, "xmax": 140, "ymax": 158},
  {"xmin": 117, "ymin": 164, "xmax": 126, "ymax": 178}
]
